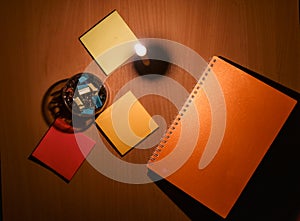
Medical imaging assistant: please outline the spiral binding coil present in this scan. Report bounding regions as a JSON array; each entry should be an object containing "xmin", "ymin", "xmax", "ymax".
[{"xmin": 148, "ymin": 58, "xmax": 216, "ymax": 163}]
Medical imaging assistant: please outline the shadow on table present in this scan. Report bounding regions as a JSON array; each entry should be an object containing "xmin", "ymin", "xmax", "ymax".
[
  {"xmin": 28, "ymin": 154, "xmax": 71, "ymax": 183},
  {"xmin": 148, "ymin": 56, "xmax": 300, "ymax": 221},
  {"xmin": 133, "ymin": 43, "xmax": 170, "ymax": 76},
  {"xmin": 41, "ymin": 77, "xmax": 95, "ymax": 133}
]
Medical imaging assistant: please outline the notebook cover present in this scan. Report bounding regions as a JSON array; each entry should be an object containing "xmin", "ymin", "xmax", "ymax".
[
  {"xmin": 79, "ymin": 10, "xmax": 138, "ymax": 75},
  {"xmin": 95, "ymin": 91, "xmax": 158, "ymax": 156},
  {"xmin": 31, "ymin": 119, "xmax": 96, "ymax": 181},
  {"xmin": 147, "ymin": 56, "xmax": 297, "ymax": 218}
]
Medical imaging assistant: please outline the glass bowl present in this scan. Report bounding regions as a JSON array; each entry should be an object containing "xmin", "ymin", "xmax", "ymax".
[{"xmin": 61, "ymin": 73, "xmax": 108, "ymax": 117}]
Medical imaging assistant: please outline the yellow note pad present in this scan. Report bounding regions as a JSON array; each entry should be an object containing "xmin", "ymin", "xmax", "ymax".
[
  {"xmin": 79, "ymin": 10, "xmax": 138, "ymax": 75},
  {"xmin": 96, "ymin": 91, "xmax": 159, "ymax": 155}
]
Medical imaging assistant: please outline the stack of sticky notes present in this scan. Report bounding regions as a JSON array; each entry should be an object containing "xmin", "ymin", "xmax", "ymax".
[
  {"xmin": 96, "ymin": 91, "xmax": 159, "ymax": 155},
  {"xmin": 32, "ymin": 11, "xmax": 156, "ymax": 182},
  {"xmin": 31, "ymin": 119, "xmax": 96, "ymax": 181},
  {"xmin": 80, "ymin": 12, "xmax": 158, "ymax": 155},
  {"xmin": 80, "ymin": 10, "xmax": 138, "ymax": 75}
]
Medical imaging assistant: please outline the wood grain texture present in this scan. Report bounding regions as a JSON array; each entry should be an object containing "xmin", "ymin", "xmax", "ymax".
[{"xmin": 1, "ymin": 0, "xmax": 299, "ymax": 220}]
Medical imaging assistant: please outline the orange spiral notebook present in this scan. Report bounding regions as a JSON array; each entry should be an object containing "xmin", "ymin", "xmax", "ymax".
[{"xmin": 147, "ymin": 56, "xmax": 297, "ymax": 218}]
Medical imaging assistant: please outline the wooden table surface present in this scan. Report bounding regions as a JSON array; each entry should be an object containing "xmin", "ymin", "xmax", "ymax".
[{"xmin": 1, "ymin": 0, "xmax": 300, "ymax": 220}]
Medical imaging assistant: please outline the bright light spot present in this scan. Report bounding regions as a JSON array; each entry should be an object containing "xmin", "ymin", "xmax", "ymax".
[{"xmin": 134, "ymin": 43, "xmax": 147, "ymax": 57}]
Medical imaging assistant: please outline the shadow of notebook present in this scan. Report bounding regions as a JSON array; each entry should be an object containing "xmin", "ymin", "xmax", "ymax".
[{"xmin": 148, "ymin": 56, "xmax": 300, "ymax": 220}]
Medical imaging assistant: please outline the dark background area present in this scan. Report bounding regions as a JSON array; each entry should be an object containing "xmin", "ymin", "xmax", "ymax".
[{"xmin": 1, "ymin": 1, "xmax": 299, "ymax": 220}]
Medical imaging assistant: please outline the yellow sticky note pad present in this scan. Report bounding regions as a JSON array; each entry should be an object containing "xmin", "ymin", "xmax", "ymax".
[
  {"xmin": 80, "ymin": 10, "xmax": 138, "ymax": 75},
  {"xmin": 96, "ymin": 91, "xmax": 158, "ymax": 155}
]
